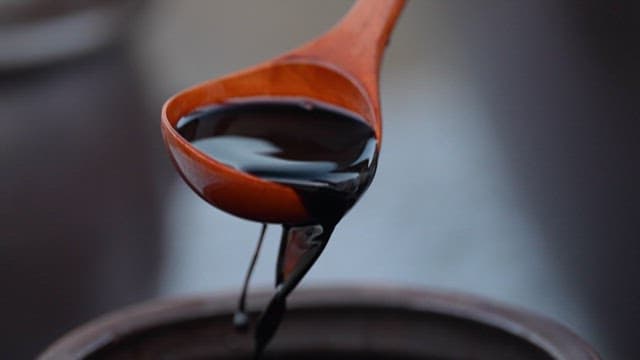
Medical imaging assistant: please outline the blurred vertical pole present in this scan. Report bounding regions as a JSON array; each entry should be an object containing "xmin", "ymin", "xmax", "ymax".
[
  {"xmin": 560, "ymin": 2, "xmax": 640, "ymax": 357},
  {"xmin": 454, "ymin": 1, "xmax": 639, "ymax": 358},
  {"xmin": 0, "ymin": 2, "xmax": 165, "ymax": 358}
]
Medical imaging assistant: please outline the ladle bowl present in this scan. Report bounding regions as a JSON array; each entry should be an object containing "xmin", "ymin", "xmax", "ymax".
[{"xmin": 161, "ymin": 0, "xmax": 405, "ymax": 223}]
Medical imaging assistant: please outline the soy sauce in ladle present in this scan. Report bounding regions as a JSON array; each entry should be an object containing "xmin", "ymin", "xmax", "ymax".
[
  {"xmin": 175, "ymin": 96, "xmax": 378, "ymax": 356},
  {"xmin": 162, "ymin": 0, "xmax": 405, "ymax": 356}
]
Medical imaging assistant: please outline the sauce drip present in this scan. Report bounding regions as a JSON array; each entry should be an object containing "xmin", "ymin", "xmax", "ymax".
[{"xmin": 175, "ymin": 97, "xmax": 378, "ymax": 357}]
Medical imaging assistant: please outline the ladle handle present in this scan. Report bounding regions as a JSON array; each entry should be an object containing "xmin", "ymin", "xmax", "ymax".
[{"xmin": 290, "ymin": 0, "xmax": 406, "ymax": 115}]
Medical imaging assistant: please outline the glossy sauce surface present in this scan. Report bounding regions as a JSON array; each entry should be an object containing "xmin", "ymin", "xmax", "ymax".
[
  {"xmin": 175, "ymin": 97, "xmax": 378, "ymax": 356},
  {"xmin": 176, "ymin": 97, "xmax": 378, "ymax": 224}
]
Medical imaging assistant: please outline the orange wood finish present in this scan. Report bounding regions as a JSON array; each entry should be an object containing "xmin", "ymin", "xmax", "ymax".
[{"xmin": 161, "ymin": 0, "xmax": 406, "ymax": 223}]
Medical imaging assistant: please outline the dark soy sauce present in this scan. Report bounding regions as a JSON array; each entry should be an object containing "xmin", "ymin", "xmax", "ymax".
[{"xmin": 175, "ymin": 97, "xmax": 378, "ymax": 357}]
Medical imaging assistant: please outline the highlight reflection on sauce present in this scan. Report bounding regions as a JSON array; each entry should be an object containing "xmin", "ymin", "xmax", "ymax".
[{"xmin": 176, "ymin": 97, "xmax": 378, "ymax": 357}]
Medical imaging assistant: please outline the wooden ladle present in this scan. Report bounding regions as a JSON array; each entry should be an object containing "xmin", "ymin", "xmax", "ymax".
[{"xmin": 161, "ymin": 0, "xmax": 406, "ymax": 224}]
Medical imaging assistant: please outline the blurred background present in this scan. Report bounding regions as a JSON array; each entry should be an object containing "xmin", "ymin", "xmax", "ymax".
[{"xmin": 1, "ymin": 0, "xmax": 638, "ymax": 358}]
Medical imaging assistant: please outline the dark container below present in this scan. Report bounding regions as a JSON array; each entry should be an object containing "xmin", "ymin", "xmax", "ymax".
[{"xmin": 39, "ymin": 286, "xmax": 600, "ymax": 359}]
